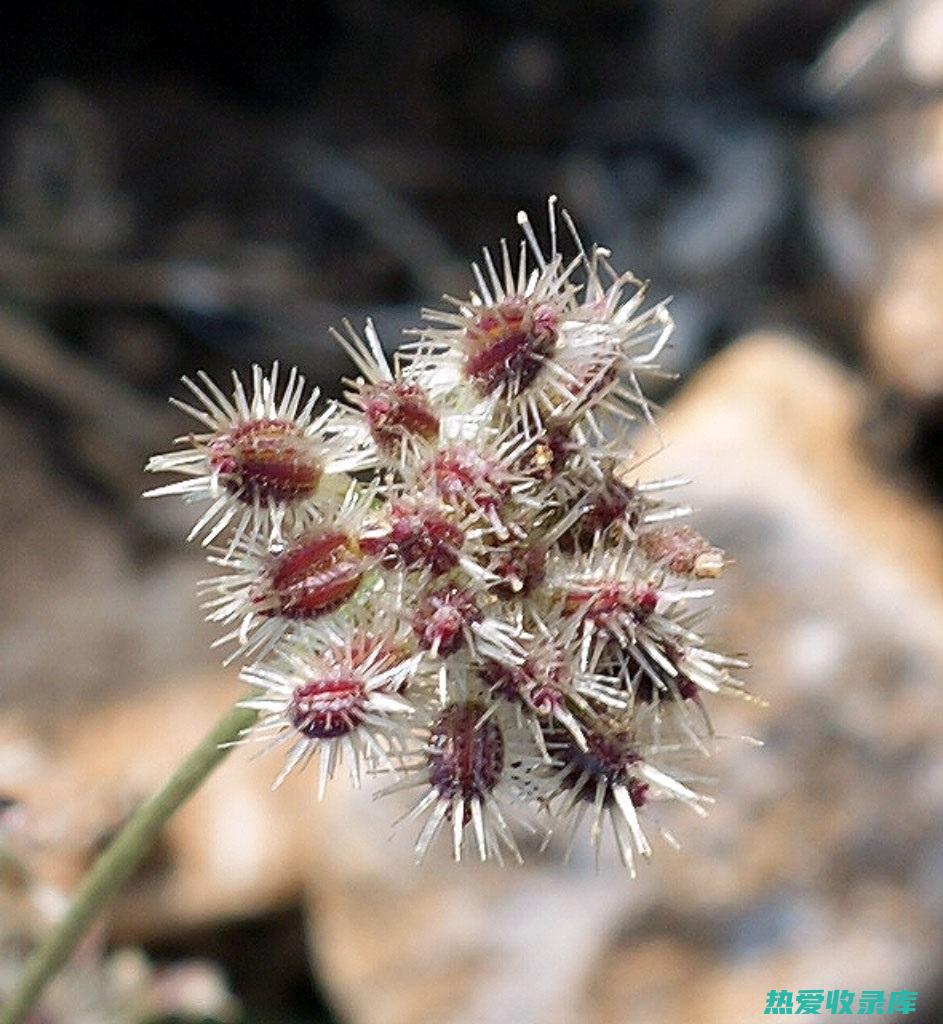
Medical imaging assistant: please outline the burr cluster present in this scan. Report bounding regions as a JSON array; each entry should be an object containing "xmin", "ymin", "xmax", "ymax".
[{"xmin": 146, "ymin": 199, "xmax": 752, "ymax": 871}]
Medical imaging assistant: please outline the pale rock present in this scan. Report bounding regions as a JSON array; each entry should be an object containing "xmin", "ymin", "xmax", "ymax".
[{"xmin": 867, "ymin": 225, "xmax": 943, "ymax": 399}]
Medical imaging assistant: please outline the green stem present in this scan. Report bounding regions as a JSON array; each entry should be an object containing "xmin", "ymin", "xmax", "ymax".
[{"xmin": 0, "ymin": 702, "xmax": 258, "ymax": 1024}]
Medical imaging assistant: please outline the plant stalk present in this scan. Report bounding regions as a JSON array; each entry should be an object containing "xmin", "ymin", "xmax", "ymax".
[{"xmin": 0, "ymin": 702, "xmax": 258, "ymax": 1024}]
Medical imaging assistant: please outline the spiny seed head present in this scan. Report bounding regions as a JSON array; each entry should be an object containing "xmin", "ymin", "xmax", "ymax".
[
  {"xmin": 363, "ymin": 500, "xmax": 464, "ymax": 575},
  {"xmin": 412, "ymin": 585, "xmax": 482, "ymax": 656},
  {"xmin": 481, "ymin": 645, "xmax": 571, "ymax": 714},
  {"xmin": 549, "ymin": 721, "xmax": 641, "ymax": 805},
  {"xmin": 427, "ymin": 701, "xmax": 505, "ymax": 810},
  {"xmin": 209, "ymin": 419, "xmax": 324, "ymax": 505},
  {"xmin": 564, "ymin": 581, "xmax": 658, "ymax": 627},
  {"xmin": 637, "ymin": 525, "xmax": 725, "ymax": 578},
  {"xmin": 582, "ymin": 476, "xmax": 636, "ymax": 534},
  {"xmin": 288, "ymin": 671, "xmax": 367, "ymax": 738},
  {"xmin": 560, "ymin": 475, "xmax": 636, "ymax": 551},
  {"xmin": 464, "ymin": 299, "xmax": 558, "ymax": 396},
  {"xmin": 361, "ymin": 380, "xmax": 439, "ymax": 454},
  {"xmin": 491, "ymin": 543, "xmax": 547, "ymax": 599},
  {"xmin": 425, "ymin": 444, "xmax": 511, "ymax": 513},
  {"xmin": 258, "ymin": 531, "xmax": 362, "ymax": 620}
]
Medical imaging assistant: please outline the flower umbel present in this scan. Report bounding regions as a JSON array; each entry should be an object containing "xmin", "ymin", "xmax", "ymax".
[{"xmin": 147, "ymin": 198, "xmax": 756, "ymax": 868}]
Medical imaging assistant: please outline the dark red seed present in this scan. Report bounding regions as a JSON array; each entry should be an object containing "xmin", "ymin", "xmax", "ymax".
[
  {"xmin": 637, "ymin": 526, "xmax": 724, "ymax": 578},
  {"xmin": 288, "ymin": 672, "xmax": 367, "ymax": 739},
  {"xmin": 492, "ymin": 543, "xmax": 547, "ymax": 600},
  {"xmin": 632, "ymin": 586, "xmax": 658, "ymax": 617},
  {"xmin": 260, "ymin": 531, "xmax": 362, "ymax": 620},
  {"xmin": 368, "ymin": 502, "xmax": 464, "ymax": 575},
  {"xmin": 560, "ymin": 476, "xmax": 636, "ymax": 551},
  {"xmin": 426, "ymin": 445, "xmax": 510, "ymax": 513},
  {"xmin": 563, "ymin": 582, "xmax": 657, "ymax": 627},
  {"xmin": 412, "ymin": 586, "xmax": 482, "ymax": 656},
  {"xmin": 677, "ymin": 676, "xmax": 699, "ymax": 701},
  {"xmin": 209, "ymin": 418, "xmax": 323, "ymax": 504},
  {"xmin": 464, "ymin": 300, "xmax": 558, "ymax": 396},
  {"xmin": 550, "ymin": 723, "xmax": 639, "ymax": 806},
  {"xmin": 427, "ymin": 702, "xmax": 505, "ymax": 811},
  {"xmin": 481, "ymin": 647, "xmax": 570, "ymax": 714},
  {"xmin": 628, "ymin": 780, "xmax": 649, "ymax": 808},
  {"xmin": 362, "ymin": 381, "xmax": 439, "ymax": 454}
]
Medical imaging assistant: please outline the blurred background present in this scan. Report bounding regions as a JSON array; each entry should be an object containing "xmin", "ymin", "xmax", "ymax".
[{"xmin": 2, "ymin": 1, "xmax": 943, "ymax": 1022}]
